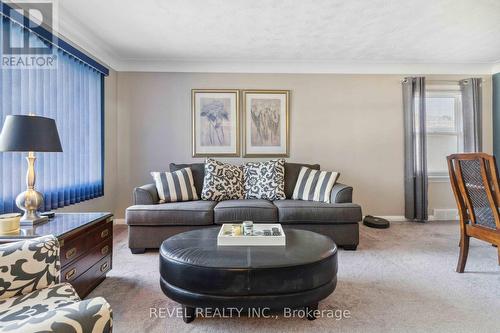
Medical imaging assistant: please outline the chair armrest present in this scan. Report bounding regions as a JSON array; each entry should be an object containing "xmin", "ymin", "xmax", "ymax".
[
  {"xmin": 133, "ymin": 183, "xmax": 159, "ymax": 205},
  {"xmin": 2, "ymin": 297, "xmax": 112, "ymax": 333},
  {"xmin": 330, "ymin": 183, "xmax": 353, "ymax": 203},
  {"xmin": 0, "ymin": 235, "xmax": 60, "ymax": 300}
]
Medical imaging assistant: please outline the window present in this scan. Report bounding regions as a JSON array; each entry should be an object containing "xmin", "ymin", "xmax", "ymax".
[
  {"xmin": 425, "ymin": 88, "xmax": 463, "ymax": 178},
  {"xmin": 0, "ymin": 12, "xmax": 106, "ymax": 213}
]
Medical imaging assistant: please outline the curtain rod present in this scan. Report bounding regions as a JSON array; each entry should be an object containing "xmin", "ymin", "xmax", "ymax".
[
  {"xmin": 402, "ymin": 78, "xmax": 483, "ymax": 84},
  {"xmin": 428, "ymin": 78, "xmax": 483, "ymax": 85},
  {"xmin": 426, "ymin": 80, "xmax": 460, "ymax": 84}
]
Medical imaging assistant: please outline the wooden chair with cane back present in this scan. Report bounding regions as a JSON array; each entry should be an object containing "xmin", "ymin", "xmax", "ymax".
[{"xmin": 447, "ymin": 153, "xmax": 500, "ymax": 273}]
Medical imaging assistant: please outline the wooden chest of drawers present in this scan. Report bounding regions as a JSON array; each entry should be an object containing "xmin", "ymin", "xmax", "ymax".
[
  {"xmin": 0, "ymin": 212, "xmax": 113, "ymax": 298},
  {"xmin": 59, "ymin": 215, "xmax": 113, "ymax": 297}
]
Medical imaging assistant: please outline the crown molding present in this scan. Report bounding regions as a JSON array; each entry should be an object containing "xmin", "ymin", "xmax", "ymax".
[
  {"xmin": 55, "ymin": 5, "xmax": 119, "ymax": 70},
  {"xmin": 113, "ymin": 59, "xmax": 493, "ymax": 74}
]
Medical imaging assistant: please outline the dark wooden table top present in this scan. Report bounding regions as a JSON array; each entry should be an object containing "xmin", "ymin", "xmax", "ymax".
[{"xmin": 0, "ymin": 212, "xmax": 113, "ymax": 242}]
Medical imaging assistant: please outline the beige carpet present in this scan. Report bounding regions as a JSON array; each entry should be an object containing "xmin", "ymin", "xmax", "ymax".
[{"xmin": 88, "ymin": 222, "xmax": 500, "ymax": 333}]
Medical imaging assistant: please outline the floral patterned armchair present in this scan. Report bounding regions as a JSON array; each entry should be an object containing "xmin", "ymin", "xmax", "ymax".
[{"xmin": 0, "ymin": 235, "xmax": 112, "ymax": 333}]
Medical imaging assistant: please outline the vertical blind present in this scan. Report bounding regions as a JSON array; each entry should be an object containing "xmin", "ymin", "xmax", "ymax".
[{"xmin": 0, "ymin": 15, "xmax": 104, "ymax": 213}]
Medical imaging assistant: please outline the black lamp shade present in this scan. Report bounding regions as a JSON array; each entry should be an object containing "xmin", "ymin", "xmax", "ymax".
[{"xmin": 0, "ymin": 115, "xmax": 63, "ymax": 152}]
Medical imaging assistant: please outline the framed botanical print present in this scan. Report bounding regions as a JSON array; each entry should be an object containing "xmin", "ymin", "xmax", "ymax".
[
  {"xmin": 192, "ymin": 89, "xmax": 240, "ymax": 157},
  {"xmin": 243, "ymin": 90, "xmax": 290, "ymax": 157}
]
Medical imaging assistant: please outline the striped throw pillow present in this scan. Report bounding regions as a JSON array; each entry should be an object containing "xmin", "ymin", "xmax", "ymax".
[
  {"xmin": 292, "ymin": 167, "xmax": 339, "ymax": 203},
  {"xmin": 151, "ymin": 168, "xmax": 199, "ymax": 203}
]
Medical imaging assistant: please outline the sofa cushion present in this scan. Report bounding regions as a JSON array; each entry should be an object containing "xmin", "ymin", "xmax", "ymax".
[
  {"xmin": 284, "ymin": 163, "xmax": 320, "ymax": 199},
  {"xmin": 0, "ymin": 283, "xmax": 80, "ymax": 322},
  {"xmin": 0, "ymin": 235, "xmax": 60, "ymax": 300},
  {"xmin": 273, "ymin": 200, "xmax": 362, "ymax": 224},
  {"xmin": 0, "ymin": 288, "xmax": 111, "ymax": 333},
  {"xmin": 201, "ymin": 158, "xmax": 244, "ymax": 201},
  {"xmin": 151, "ymin": 168, "xmax": 198, "ymax": 203},
  {"xmin": 243, "ymin": 159, "xmax": 286, "ymax": 200},
  {"xmin": 214, "ymin": 199, "xmax": 278, "ymax": 224},
  {"xmin": 170, "ymin": 163, "xmax": 205, "ymax": 198},
  {"xmin": 126, "ymin": 201, "xmax": 217, "ymax": 226}
]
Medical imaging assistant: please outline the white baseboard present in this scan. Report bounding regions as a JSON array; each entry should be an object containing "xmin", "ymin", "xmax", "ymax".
[
  {"xmin": 374, "ymin": 212, "xmax": 459, "ymax": 222},
  {"xmin": 114, "ymin": 218, "xmax": 126, "ymax": 225},
  {"xmin": 432, "ymin": 209, "xmax": 459, "ymax": 221},
  {"xmin": 375, "ymin": 216, "xmax": 409, "ymax": 222}
]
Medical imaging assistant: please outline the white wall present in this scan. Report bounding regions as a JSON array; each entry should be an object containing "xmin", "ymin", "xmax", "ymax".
[{"xmin": 109, "ymin": 72, "xmax": 492, "ymax": 219}]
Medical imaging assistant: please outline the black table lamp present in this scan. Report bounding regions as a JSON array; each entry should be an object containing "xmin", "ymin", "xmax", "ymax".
[{"xmin": 0, "ymin": 115, "xmax": 63, "ymax": 224}]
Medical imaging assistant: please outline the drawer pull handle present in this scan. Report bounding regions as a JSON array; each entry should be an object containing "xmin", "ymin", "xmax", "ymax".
[
  {"xmin": 101, "ymin": 245, "xmax": 109, "ymax": 255},
  {"xmin": 65, "ymin": 268, "xmax": 76, "ymax": 281},
  {"xmin": 65, "ymin": 247, "xmax": 77, "ymax": 260},
  {"xmin": 100, "ymin": 262, "xmax": 109, "ymax": 273},
  {"xmin": 100, "ymin": 229, "xmax": 109, "ymax": 238}
]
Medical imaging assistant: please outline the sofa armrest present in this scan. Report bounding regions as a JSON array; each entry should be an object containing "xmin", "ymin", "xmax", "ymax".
[
  {"xmin": 2, "ymin": 297, "xmax": 112, "ymax": 333},
  {"xmin": 133, "ymin": 183, "xmax": 159, "ymax": 205},
  {"xmin": 0, "ymin": 235, "xmax": 60, "ymax": 300},
  {"xmin": 330, "ymin": 183, "xmax": 353, "ymax": 203}
]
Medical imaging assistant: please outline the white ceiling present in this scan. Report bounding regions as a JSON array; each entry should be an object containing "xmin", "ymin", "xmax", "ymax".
[{"xmin": 56, "ymin": 0, "xmax": 500, "ymax": 73}]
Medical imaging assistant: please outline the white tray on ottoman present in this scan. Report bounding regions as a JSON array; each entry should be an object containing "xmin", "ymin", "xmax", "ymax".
[{"xmin": 217, "ymin": 223, "xmax": 286, "ymax": 246}]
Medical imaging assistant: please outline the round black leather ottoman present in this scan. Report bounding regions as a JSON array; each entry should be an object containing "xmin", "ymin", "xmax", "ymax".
[{"xmin": 159, "ymin": 227, "xmax": 337, "ymax": 323}]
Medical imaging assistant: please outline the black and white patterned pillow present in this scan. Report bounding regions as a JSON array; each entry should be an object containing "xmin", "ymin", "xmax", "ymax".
[
  {"xmin": 244, "ymin": 159, "xmax": 286, "ymax": 200},
  {"xmin": 201, "ymin": 158, "xmax": 244, "ymax": 201}
]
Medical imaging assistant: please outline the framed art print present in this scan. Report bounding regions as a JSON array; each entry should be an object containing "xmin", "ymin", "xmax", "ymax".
[
  {"xmin": 243, "ymin": 90, "xmax": 290, "ymax": 157},
  {"xmin": 192, "ymin": 89, "xmax": 240, "ymax": 157}
]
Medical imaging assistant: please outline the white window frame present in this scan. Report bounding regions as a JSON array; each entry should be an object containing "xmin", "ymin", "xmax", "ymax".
[{"xmin": 425, "ymin": 88, "xmax": 463, "ymax": 180}]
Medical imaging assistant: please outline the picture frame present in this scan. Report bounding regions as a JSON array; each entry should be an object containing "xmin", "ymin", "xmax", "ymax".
[
  {"xmin": 192, "ymin": 89, "xmax": 240, "ymax": 157},
  {"xmin": 242, "ymin": 90, "xmax": 290, "ymax": 157}
]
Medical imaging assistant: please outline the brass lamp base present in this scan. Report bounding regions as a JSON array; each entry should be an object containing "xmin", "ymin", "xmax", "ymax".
[
  {"xmin": 15, "ymin": 151, "xmax": 49, "ymax": 226},
  {"xmin": 16, "ymin": 189, "xmax": 48, "ymax": 225}
]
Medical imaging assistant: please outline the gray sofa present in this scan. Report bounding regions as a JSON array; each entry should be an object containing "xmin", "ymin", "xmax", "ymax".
[{"xmin": 126, "ymin": 162, "xmax": 362, "ymax": 253}]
